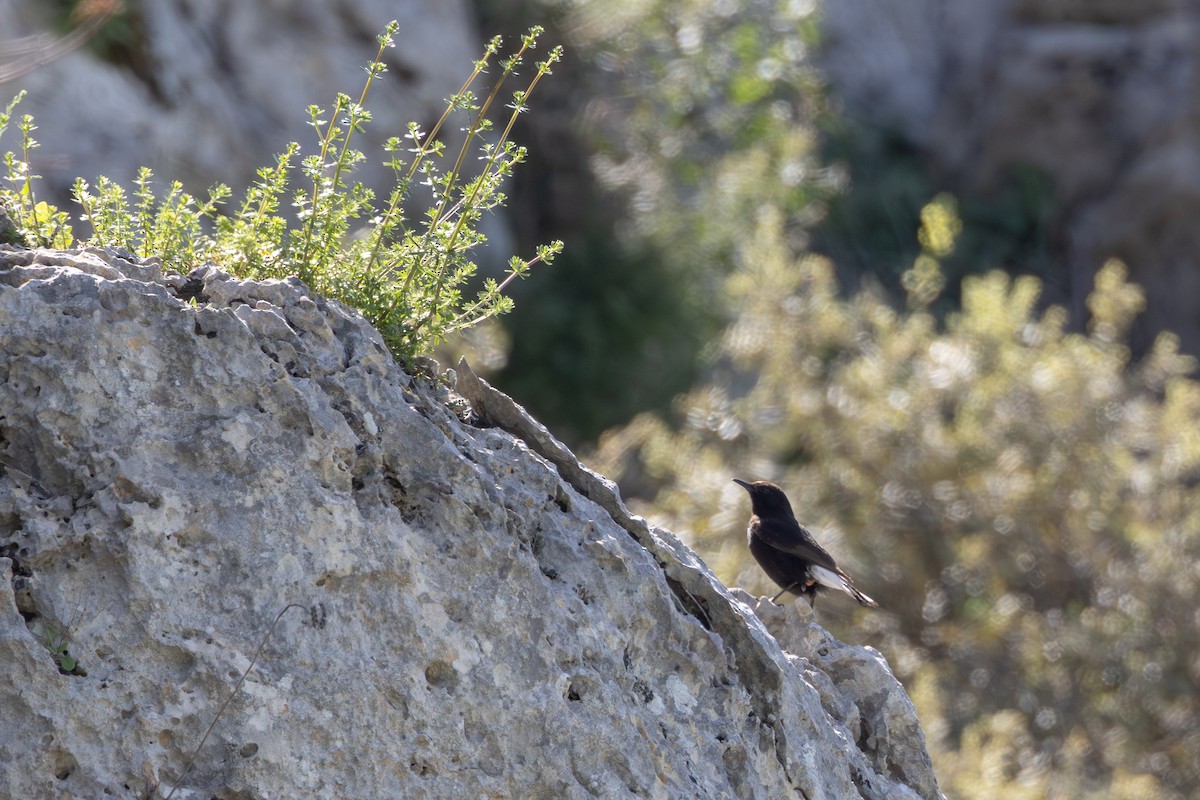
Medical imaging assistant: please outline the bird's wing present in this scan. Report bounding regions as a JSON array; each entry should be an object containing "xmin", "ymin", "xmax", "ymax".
[{"xmin": 753, "ymin": 516, "xmax": 842, "ymax": 572}]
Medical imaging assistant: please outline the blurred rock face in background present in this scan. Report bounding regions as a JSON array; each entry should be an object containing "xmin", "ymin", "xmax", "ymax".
[
  {"xmin": 0, "ymin": 0, "xmax": 509, "ymax": 254},
  {"xmin": 819, "ymin": 0, "xmax": 1200, "ymax": 355}
]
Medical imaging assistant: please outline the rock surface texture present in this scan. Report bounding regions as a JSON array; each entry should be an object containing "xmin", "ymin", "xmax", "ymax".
[
  {"xmin": 818, "ymin": 0, "xmax": 1200, "ymax": 354},
  {"xmin": 0, "ymin": 247, "xmax": 942, "ymax": 799}
]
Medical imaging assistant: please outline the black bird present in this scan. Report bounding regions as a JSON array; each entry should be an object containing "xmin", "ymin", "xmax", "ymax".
[{"xmin": 733, "ymin": 479, "xmax": 878, "ymax": 608}]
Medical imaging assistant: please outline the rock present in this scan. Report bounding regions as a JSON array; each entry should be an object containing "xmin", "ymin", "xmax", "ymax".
[
  {"xmin": 0, "ymin": 246, "xmax": 942, "ymax": 798},
  {"xmin": 0, "ymin": 204, "xmax": 18, "ymax": 245},
  {"xmin": 737, "ymin": 592, "xmax": 941, "ymax": 800}
]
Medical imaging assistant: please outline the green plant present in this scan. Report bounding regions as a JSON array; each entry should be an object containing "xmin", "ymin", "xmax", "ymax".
[
  {"xmin": 74, "ymin": 169, "xmax": 231, "ymax": 267},
  {"xmin": 2, "ymin": 22, "xmax": 562, "ymax": 363},
  {"xmin": 36, "ymin": 604, "xmax": 87, "ymax": 676},
  {"xmin": 275, "ymin": 23, "xmax": 562, "ymax": 358},
  {"xmin": 40, "ymin": 621, "xmax": 77, "ymax": 673},
  {"xmin": 0, "ymin": 92, "xmax": 73, "ymax": 249}
]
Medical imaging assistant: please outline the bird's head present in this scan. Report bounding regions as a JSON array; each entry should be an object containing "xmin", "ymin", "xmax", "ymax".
[{"xmin": 732, "ymin": 479, "xmax": 795, "ymax": 518}]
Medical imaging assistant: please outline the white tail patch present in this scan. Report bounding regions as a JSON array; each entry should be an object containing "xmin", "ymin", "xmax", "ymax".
[
  {"xmin": 810, "ymin": 564, "xmax": 877, "ymax": 606},
  {"xmin": 810, "ymin": 565, "xmax": 854, "ymax": 596}
]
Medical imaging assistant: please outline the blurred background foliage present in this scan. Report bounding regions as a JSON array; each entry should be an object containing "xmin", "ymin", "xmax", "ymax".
[
  {"xmin": 814, "ymin": 119, "xmax": 1064, "ymax": 317},
  {"xmin": 475, "ymin": 0, "xmax": 829, "ymax": 441},
  {"xmin": 476, "ymin": 0, "xmax": 1200, "ymax": 796}
]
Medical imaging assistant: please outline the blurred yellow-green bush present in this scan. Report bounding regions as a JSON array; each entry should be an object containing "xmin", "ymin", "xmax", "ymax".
[{"xmin": 592, "ymin": 200, "xmax": 1200, "ymax": 796}]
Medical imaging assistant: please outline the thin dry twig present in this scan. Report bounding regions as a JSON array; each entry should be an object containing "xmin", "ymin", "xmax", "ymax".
[
  {"xmin": 0, "ymin": 0, "xmax": 122, "ymax": 84},
  {"xmin": 163, "ymin": 603, "xmax": 307, "ymax": 800}
]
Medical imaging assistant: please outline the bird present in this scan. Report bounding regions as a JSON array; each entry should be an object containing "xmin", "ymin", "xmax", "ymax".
[{"xmin": 733, "ymin": 479, "xmax": 878, "ymax": 608}]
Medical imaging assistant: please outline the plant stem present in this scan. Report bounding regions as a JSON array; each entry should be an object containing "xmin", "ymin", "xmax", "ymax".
[
  {"xmin": 368, "ymin": 39, "xmax": 500, "ymax": 280},
  {"xmin": 410, "ymin": 39, "xmax": 559, "ymax": 341}
]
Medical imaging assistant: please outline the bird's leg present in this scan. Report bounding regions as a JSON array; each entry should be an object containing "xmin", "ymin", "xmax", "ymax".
[{"xmin": 770, "ymin": 582, "xmax": 800, "ymax": 604}]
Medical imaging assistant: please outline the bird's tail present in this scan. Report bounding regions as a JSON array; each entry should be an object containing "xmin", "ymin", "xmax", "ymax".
[
  {"xmin": 849, "ymin": 586, "xmax": 878, "ymax": 608},
  {"xmin": 810, "ymin": 565, "xmax": 879, "ymax": 608}
]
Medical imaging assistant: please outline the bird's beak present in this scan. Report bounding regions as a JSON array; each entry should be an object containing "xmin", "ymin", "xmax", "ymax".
[{"xmin": 732, "ymin": 478, "xmax": 752, "ymax": 491}]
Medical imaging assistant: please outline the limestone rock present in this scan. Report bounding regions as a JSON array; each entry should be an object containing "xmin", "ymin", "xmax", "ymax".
[{"xmin": 0, "ymin": 246, "xmax": 942, "ymax": 798}]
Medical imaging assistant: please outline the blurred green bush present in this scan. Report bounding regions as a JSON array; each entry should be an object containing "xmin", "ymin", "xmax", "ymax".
[{"xmin": 591, "ymin": 209, "xmax": 1200, "ymax": 796}]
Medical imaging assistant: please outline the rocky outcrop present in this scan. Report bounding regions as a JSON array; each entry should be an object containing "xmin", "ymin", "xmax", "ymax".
[
  {"xmin": 0, "ymin": 246, "xmax": 941, "ymax": 798},
  {"xmin": 817, "ymin": 0, "xmax": 1200, "ymax": 354}
]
